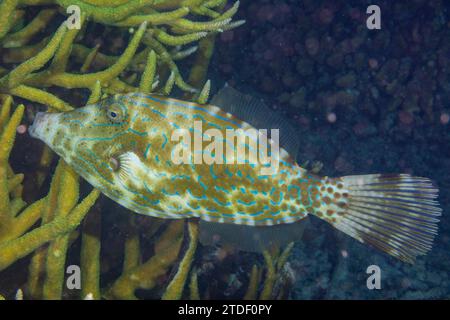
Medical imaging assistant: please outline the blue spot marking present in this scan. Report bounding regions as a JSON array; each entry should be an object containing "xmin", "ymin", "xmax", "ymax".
[
  {"xmin": 269, "ymin": 187, "xmax": 276, "ymax": 195},
  {"xmin": 161, "ymin": 134, "xmax": 168, "ymax": 149},
  {"xmin": 197, "ymin": 176, "xmax": 207, "ymax": 190},
  {"xmin": 151, "ymin": 108, "xmax": 167, "ymax": 119},
  {"xmin": 237, "ymin": 199, "xmax": 256, "ymax": 206},
  {"xmin": 143, "ymin": 95, "xmax": 243, "ymax": 127},
  {"xmin": 225, "ymin": 168, "xmax": 233, "ymax": 177},
  {"xmin": 188, "ymin": 202, "xmax": 200, "ymax": 210},
  {"xmin": 120, "ymin": 181, "xmax": 160, "ymax": 206},
  {"xmin": 162, "ymin": 188, "xmax": 180, "ymax": 196},
  {"xmin": 209, "ymin": 166, "xmax": 217, "ymax": 179},
  {"xmin": 270, "ymin": 191, "xmax": 284, "ymax": 206},
  {"xmin": 288, "ymin": 185, "xmax": 301, "ymax": 199},
  {"xmin": 144, "ymin": 143, "xmax": 151, "ymax": 159},
  {"xmin": 143, "ymin": 181, "xmax": 154, "ymax": 194},
  {"xmin": 247, "ymin": 174, "xmax": 255, "ymax": 183},
  {"xmin": 171, "ymin": 174, "xmax": 191, "ymax": 181},
  {"xmin": 65, "ymin": 119, "xmax": 84, "ymax": 126},
  {"xmin": 187, "ymin": 189, "xmax": 206, "ymax": 200},
  {"xmin": 213, "ymin": 197, "xmax": 231, "ymax": 206},
  {"xmin": 128, "ymin": 128, "xmax": 147, "ymax": 136},
  {"xmin": 215, "ymin": 185, "xmax": 230, "ymax": 194},
  {"xmin": 79, "ymin": 131, "xmax": 127, "ymax": 142},
  {"xmin": 91, "ymin": 122, "xmax": 123, "ymax": 127},
  {"xmin": 77, "ymin": 155, "xmax": 113, "ymax": 184},
  {"xmin": 173, "ymin": 112, "xmax": 190, "ymax": 119}
]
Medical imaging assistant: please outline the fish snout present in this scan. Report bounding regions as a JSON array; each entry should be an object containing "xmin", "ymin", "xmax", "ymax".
[{"xmin": 29, "ymin": 112, "xmax": 58, "ymax": 141}]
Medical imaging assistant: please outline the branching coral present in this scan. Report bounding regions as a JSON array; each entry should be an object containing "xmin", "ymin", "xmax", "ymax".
[
  {"xmin": 0, "ymin": 95, "xmax": 100, "ymax": 275},
  {"xmin": 0, "ymin": 0, "xmax": 295, "ymax": 300},
  {"xmin": 0, "ymin": 0, "xmax": 244, "ymax": 105}
]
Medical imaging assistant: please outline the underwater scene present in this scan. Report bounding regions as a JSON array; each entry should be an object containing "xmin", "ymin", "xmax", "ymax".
[{"xmin": 0, "ymin": 0, "xmax": 449, "ymax": 301}]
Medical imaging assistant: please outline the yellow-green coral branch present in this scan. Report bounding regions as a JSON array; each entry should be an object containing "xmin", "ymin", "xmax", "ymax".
[
  {"xmin": 243, "ymin": 265, "xmax": 259, "ymax": 300},
  {"xmin": 105, "ymin": 78, "xmax": 137, "ymax": 94},
  {"xmin": 139, "ymin": 50, "xmax": 157, "ymax": 93},
  {"xmin": 72, "ymin": 43, "xmax": 117, "ymax": 69},
  {"xmin": 187, "ymin": 34, "xmax": 215, "ymax": 88},
  {"xmin": 192, "ymin": 6, "xmax": 220, "ymax": 19},
  {"xmin": 0, "ymin": 23, "xmax": 67, "ymax": 89},
  {"xmin": 115, "ymin": 7, "xmax": 190, "ymax": 27},
  {"xmin": 162, "ymin": 71, "xmax": 176, "ymax": 95},
  {"xmin": 20, "ymin": 0, "xmax": 54, "ymax": 4},
  {"xmin": 144, "ymin": 36, "xmax": 196, "ymax": 92},
  {"xmin": 259, "ymin": 250, "xmax": 276, "ymax": 300},
  {"xmin": 276, "ymin": 242, "xmax": 294, "ymax": 271},
  {"xmin": 7, "ymin": 174, "xmax": 23, "ymax": 193},
  {"xmin": 27, "ymin": 247, "xmax": 47, "ymax": 299},
  {"xmin": 204, "ymin": 0, "xmax": 227, "ymax": 8},
  {"xmin": 34, "ymin": 22, "xmax": 147, "ymax": 89},
  {"xmin": 56, "ymin": 0, "xmax": 155, "ymax": 24},
  {"xmin": 9, "ymin": 85, "xmax": 74, "ymax": 112},
  {"xmin": 153, "ymin": 29, "xmax": 207, "ymax": 46},
  {"xmin": 42, "ymin": 234, "xmax": 70, "ymax": 299},
  {"xmin": 172, "ymin": 17, "xmax": 231, "ymax": 32},
  {"xmin": 109, "ymin": 221, "xmax": 183, "ymax": 299},
  {"xmin": 189, "ymin": 269, "xmax": 200, "ymax": 300},
  {"xmin": 0, "ymin": 0, "xmax": 19, "ymax": 39},
  {"xmin": 0, "ymin": 96, "xmax": 13, "ymax": 131},
  {"xmin": 196, "ymin": 79, "xmax": 210, "ymax": 104},
  {"xmin": 171, "ymin": 45, "xmax": 198, "ymax": 60},
  {"xmin": 80, "ymin": 44, "xmax": 101, "ymax": 73},
  {"xmin": 42, "ymin": 161, "xmax": 79, "ymax": 299},
  {"xmin": 0, "ymin": 104, "xmax": 24, "ymax": 162},
  {"xmin": 80, "ymin": 209, "xmax": 101, "ymax": 300},
  {"xmin": 87, "ymin": 81, "xmax": 102, "ymax": 104},
  {"xmin": 2, "ymin": 9, "xmax": 57, "ymax": 48},
  {"xmin": 162, "ymin": 220, "xmax": 199, "ymax": 300},
  {"xmin": 12, "ymin": 198, "xmax": 45, "ymax": 239},
  {"xmin": 1, "ymin": 38, "xmax": 48, "ymax": 64},
  {"xmin": 50, "ymin": 13, "xmax": 86, "ymax": 73},
  {"xmin": 109, "ymin": 236, "xmax": 182, "ymax": 299},
  {"xmin": 0, "ymin": 188, "xmax": 100, "ymax": 271},
  {"xmin": 123, "ymin": 216, "xmax": 140, "ymax": 272}
]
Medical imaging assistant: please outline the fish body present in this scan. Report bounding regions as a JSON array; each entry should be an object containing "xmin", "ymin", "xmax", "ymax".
[
  {"xmin": 29, "ymin": 89, "xmax": 442, "ymax": 263},
  {"xmin": 30, "ymin": 92, "xmax": 320, "ymax": 224}
]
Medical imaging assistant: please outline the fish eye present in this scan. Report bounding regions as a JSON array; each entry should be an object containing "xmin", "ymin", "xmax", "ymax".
[{"xmin": 107, "ymin": 104, "xmax": 126, "ymax": 123}]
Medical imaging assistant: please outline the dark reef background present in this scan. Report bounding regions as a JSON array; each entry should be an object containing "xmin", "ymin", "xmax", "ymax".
[
  {"xmin": 210, "ymin": 0, "xmax": 450, "ymax": 299},
  {"xmin": 2, "ymin": 0, "xmax": 449, "ymax": 300}
]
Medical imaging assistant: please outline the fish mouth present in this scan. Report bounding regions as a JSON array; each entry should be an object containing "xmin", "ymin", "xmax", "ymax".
[
  {"xmin": 29, "ymin": 111, "xmax": 58, "ymax": 142},
  {"xmin": 28, "ymin": 112, "xmax": 46, "ymax": 139}
]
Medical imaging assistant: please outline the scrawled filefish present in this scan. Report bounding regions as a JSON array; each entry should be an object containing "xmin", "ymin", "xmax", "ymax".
[{"xmin": 29, "ymin": 86, "xmax": 441, "ymax": 263}]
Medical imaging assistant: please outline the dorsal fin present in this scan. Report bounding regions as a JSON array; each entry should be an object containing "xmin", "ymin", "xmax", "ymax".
[{"xmin": 210, "ymin": 85, "xmax": 300, "ymax": 158}]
